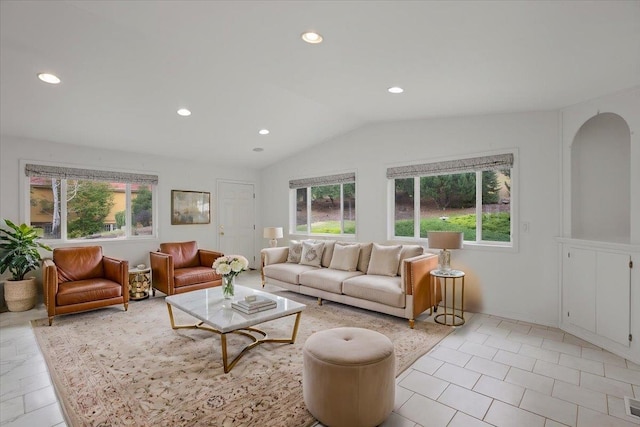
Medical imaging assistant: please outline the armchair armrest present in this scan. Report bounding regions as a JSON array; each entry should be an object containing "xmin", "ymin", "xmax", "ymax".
[
  {"xmin": 404, "ymin": 253, "xmax": 439, "ymax": 320},
  {"xmin": 42, "ymin": 259, "xmax": 58, "ymax": 317},
  {"xmin": 103, "ymin": 256, "xmax": 129, "ymax": 301},
  {"xmin": 261, "ymin": 247, "xmax": 289, "ymax": 266},
  {"xmin": 260, "ymin": 247, "xmax": 289, "ymax": 287},
  {"xmin": 198, "ymin": 249, "xmax": 224, "ymax": 267},
  {"xmin": 150, "ymin": 251, "xmax": 174, "ymax": 295}
]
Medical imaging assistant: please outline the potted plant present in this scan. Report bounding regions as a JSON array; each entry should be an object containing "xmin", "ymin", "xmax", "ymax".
[{"xmin": 0, "ymin": 219, "xmax": 51, "ymax": 311}]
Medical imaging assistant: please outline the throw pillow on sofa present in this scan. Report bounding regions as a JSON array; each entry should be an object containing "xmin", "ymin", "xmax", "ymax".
[
  {"xmin": 287, "ymin": 240, "xmax": 303, "ymax": 263},
  {"xmin": 337, "ymin": 241, "xmax": 373, "ymax": 273},
  {"xmin": 300, "ymin": 240, "xmax": 325, "ymax": 267},
  {"xmin": 367, "ymin": 243, "xmax": 402, "ymax": 277},
  {"xmin": 397, "ymin": 245, "xmax": 424, "ymax": 276},
  {"xmin": 329, "ymin": 243, "xmax": 360, "ymax": 271},
  {"xmin": 320, "ymin": 240, "xmax": 337, "ymax": 267}
]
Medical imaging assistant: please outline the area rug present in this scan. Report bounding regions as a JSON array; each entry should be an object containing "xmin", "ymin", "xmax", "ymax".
[{"xmin": 32, "ymin": 291, "xmax": 451, "ymax": 427}]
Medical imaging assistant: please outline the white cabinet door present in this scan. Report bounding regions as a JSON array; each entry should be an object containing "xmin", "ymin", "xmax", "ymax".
[
  {"xmin": 564, "ymin": 248, "xmax": 597, "ymax": 332},
  {"xmin": 596, "ymin": 252, "xmax": 631, "ymax": 347}
]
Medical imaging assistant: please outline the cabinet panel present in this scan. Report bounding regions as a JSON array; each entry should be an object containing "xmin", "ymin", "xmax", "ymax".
[
  {"xmin": 596, "ymin": 252, "xmax": 631, "ymax": 347},
  {"xmin": 564, "ymin": 248, "xmax": 596, "ymax": 332}
]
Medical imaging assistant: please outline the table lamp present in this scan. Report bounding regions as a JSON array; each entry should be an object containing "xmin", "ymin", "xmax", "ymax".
[
  {"xmin": 263, "ymin": 227, "xmax": 283, "ymax": 248},
  {"xmin": 427, "ymin": 231, "xmax": 463, "ymax": 272}
]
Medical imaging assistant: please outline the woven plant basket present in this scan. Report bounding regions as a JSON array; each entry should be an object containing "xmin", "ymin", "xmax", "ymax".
[{"xmin": 4, "ymin": 277, "xmax": 37, "ymax": 312}]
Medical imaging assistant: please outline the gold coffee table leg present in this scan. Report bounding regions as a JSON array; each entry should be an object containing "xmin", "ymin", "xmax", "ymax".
[{"xmin": 167, "ymin": 304, "xmax": 302, "ymax": 373}]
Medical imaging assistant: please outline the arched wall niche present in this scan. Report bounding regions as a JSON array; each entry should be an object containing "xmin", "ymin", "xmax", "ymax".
[{"xmin": 571, "ymin": 112, "xmax": 631, "ymax": 242}]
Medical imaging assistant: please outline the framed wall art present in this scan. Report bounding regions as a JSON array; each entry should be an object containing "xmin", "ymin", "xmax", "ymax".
[{"xmin": 171, "ymin": 190, "xmax": 211, "ymax": 225}]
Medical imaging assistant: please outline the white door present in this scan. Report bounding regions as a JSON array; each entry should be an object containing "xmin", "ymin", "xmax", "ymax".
[{"xmin": 218, "ymin": 181, "xmax": 256, "ymax": 269}]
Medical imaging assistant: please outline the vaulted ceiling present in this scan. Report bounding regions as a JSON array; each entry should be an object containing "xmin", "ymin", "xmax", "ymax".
[{"xmin": 1, "ymin": 1, "xmax": 639, "ymax": 168}]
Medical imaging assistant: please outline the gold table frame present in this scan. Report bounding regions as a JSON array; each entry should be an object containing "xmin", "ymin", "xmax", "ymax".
[
  {"xmin": 431, "ymin": 269, "xmax": 465, "ymax": 327},
  {"xmin": 166, "ymin": 303, "xmax": 302, "ymax": 373}
]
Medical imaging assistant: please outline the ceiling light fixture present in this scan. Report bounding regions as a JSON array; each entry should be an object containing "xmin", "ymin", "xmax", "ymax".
[
  {"xmin": 177, "ymin": 108, "xmax": 191, "ymax": 116},
  {"xmin": 37, "ymin": 73, "xmax": 61, "ymax": 85},
  {"xmin": 253, "ymin": 147, "xmax": 264, "ymax": 152},
  {"xmin": 388, "ymin": 86, "xmax": 404, "ymax": 94},
  {"xmin": 258, "ymin": 129, "xmax": 270, "ymax": 135},
  {"xmin": 301, "ymin": 31, "xmax": 323, "ymax": 44}
]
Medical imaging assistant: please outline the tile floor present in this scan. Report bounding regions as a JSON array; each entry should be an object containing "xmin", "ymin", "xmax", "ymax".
[{"xmin": 1, "ymin": 272, "xmax": 639, "ymax": 427}]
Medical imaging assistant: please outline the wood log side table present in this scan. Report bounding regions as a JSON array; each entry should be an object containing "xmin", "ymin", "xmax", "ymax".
[{"xmin": 129, "ymin": 267, "xmax": 151, "ymax": 300}]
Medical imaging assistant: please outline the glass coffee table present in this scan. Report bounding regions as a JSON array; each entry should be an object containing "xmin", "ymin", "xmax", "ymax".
[{"xmin": 165, "ymin": 285, "xmax": 305, "ymax": 373}]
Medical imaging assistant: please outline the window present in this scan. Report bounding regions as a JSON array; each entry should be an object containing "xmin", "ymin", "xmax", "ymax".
[
  {"xmin": 389, "ymin": 153, "xmax": 514, "ymax": 245},
  {"xmin": 290, "ymin": 173, "xmax": 356, "ymax": 235},
  {"xmin": 25, "ymin": 164, "xmax": 157, "ymax": 241}
]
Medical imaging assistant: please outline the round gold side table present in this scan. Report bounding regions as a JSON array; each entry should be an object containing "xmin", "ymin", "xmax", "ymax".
[
  {"xmin": 431, "ymin": 269, "xmax": 465, "ymax": 326},
  {"xmin": 128, "ymin": 267, "xmax": 151, "ymax": 300}
]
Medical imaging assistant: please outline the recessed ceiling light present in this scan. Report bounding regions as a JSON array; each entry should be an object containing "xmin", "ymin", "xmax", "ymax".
[
  {"xmin": 253, "ymin": 147, "xmax": 264, "ymax": 152},
  {"xmin": 177, "ymin": 108, "xmax": 191, "ymax": 116},
  {"xmin": 258, "ymin": 129, "xmax": 270, "ymax": 135},
  {"xmin": 388, "ymin": 86, "xmax": 404, "ymax": 94},
  {"xmin": 301, "ymin": 31, "xmax": 323, "ymax": 44},
  {"xmin": 37, "ymin": 73, "xmax": 61, "ymax": 84}
]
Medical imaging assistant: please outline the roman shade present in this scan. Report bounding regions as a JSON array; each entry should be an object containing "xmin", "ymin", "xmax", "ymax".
[
  {"xmin": 25, "ymin": 164, "xmax": 158, "ymax": 185},
  {"xmin": 386, "ymin": 153, "xmax": 513, "ymax": 179},
  {"xmin": 289, "ymin": 172, "xmax": 355, "ymax": 189}
]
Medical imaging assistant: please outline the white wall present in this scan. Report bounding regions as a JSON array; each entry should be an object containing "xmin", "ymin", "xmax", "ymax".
[
  {"xmin": 559, "ymin": 87, "xmax": 640, "ymax": 364},
  {"xmin": 0, "ymin": 135, "xmax": 260, "ymax": 302},
  {"xmin": 571, "ymin": 113, "xmax": 631, "ymax": 241},
  {"xmin": 561, "ymin": 86, "xmax": 640, "ymax": 244},
  {"xmin": 260, "ymin": 111, "xmax": 561, "ymax": 326}
]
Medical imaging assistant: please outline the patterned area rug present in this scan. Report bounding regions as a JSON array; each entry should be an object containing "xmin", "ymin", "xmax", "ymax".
[{"xmin": 32, "ymin": 291, "xmax": 451, "ymax": 427}]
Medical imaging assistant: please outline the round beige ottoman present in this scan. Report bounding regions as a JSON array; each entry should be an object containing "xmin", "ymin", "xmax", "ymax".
[{"xmin": 303, "ymin": 327, "xmax": 395, "ymax": 427}]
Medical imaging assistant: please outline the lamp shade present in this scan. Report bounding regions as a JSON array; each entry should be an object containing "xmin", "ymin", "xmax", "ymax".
[
  {"xmin": 263, "ymin": 227, "xmax": 283, "ymax": 239},
  {"xmin": 427, "ymin": 231, "xmax": 463, "ymax": 250}
]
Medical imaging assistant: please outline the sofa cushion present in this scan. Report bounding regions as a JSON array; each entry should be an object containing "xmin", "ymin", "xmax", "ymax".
[
  {"xmin": 367, "ymin": 244, "xmax": 402, "ymax": 277},
  {"xmin": 337, "ymin": 242, "xmax": 373, "ymax": 273},
  {"xmin": 287, "ymin": 240, "xmax": 303, "ymax": 263},
  {"xmin": 357, "ymin": 242, "xmax": 373, "ymax": 273},
  {"xmin": 329, "ymin": 244, "xmax": 360, "ymax": 271},
  {"xmin": 321, "ymin": 240, "xmax": 337, "ymax": 267},
  {"xmin": 300, "ymin": 269, "xmax": 363, "ymax": 294},
  {"xmin": 54, "ymin": 246, "xmax": 104, "ymax": 283},
  {"xmin": 300, "ymin": 241, "xmax": 325, "ymax": 267},
  {"xmin": 342, "ymin": 275, "xmax": 405, "ymax": 308},
  {"xmin": 264, "ymin": 263, "xmax": 319, "ymax": 284},
  {"xmin": 56, "ymin": 278, "xmax": 122, "ymax": 306},
  {"xmin": 173, "ymin": 266, "xmax": 218, "ymax": 288},
  {"xmin": 160, "ymin": 241, "xmax": 200, "ymax": 269},
  {"xmin": 397, "ymin": 245, "xmax": 424, "ymax": 276}
]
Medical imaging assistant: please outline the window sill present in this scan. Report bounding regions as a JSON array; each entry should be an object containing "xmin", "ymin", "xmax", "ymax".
[{"xmin": 389, "ymin": 236, "xmax": 516, "ymax": 253}]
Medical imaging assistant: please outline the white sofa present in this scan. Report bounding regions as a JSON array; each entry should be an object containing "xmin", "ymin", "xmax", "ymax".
[{"xmin": 260, "ymin": 240, "xmax": 440, "ymax": 328}]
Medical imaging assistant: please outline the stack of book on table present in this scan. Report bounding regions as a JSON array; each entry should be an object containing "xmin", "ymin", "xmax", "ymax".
[{"xmin": 231, "ymin": 295, "xmax": 277, "ymax": 314}]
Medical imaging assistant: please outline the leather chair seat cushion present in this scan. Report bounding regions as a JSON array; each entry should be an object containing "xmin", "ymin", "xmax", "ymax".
[
  {"xmin": 299, "ymin": 269, "xmax": 363, "ymax": 294},
  {"xmin": 342, "ymin": 275, "xmax": 405, "ymax": 308},
  {"xmin": 56, "ymin": 279, "xmax": 122, "ymax": 306},
  {"xmin": 263, "ymin": 263, "xmax": 319, "ymax": 284},
  {"xmin": 174, "ymin": 267, "xmax": 218, "ymax": 288}
]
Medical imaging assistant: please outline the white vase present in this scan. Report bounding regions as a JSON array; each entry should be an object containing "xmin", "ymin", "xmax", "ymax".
[{"xmin": 222, "ymin": 276, "xmax": 235, "ymax": 299}]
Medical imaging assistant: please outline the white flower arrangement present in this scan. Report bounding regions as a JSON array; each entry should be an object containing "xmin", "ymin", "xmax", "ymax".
[{"xmin": 213, "ymin": 255, "xmax": 249, "ymax": 279}]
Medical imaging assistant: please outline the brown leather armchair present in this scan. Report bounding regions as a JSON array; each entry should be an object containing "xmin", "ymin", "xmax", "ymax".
[
  {"xmin": 42, "ymin": 246, "xmax": 129, "ymax": 326},
  {"xmin": 150, "ymin": 241, "xmax": 223, "ymax": 296}
]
